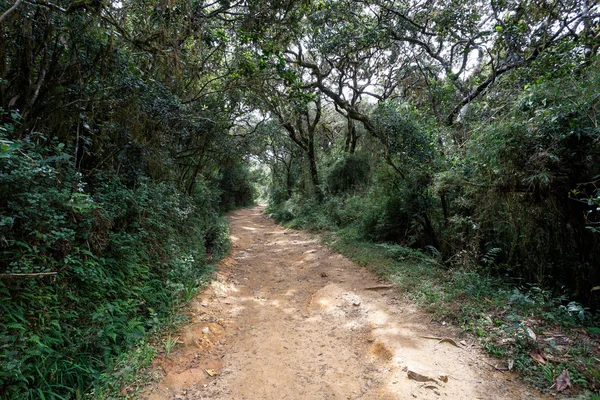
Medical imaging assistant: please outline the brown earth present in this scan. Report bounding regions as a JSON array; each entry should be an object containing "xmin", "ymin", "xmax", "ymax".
[{"xmin": 141, "ymin": 205, "xmax": 549, "ymax": 400}]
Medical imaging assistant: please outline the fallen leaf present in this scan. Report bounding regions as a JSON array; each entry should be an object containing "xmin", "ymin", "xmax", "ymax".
[
  {"xmin": 508, "ymin": 358, "xmax": 514, "ymax": 371},
  {"xmin": 484, "ymin": 297, "xmax": 492, "ymax": 303},
  {"xmin": 556, "ymin": 369, "xmax": 570, "ymax": 392},
  {"xmin": 205, "ymin": 369, "xmax": 218, "ymax": 377},
  {"xmin": 591, "ymin": 286, "xmax": 600, "ymax": 292},
  {"xmin": 460, "ymin": 340, "xmax": 467, "ymax": 347},
  {"xmin": 526, "ymin": 327, "xmax": 537, "ymax": 341},
  {"xmin": 529, "ymin": 351, "xmax": 546, "ymax": 365},
  {"xmin": 438, "ymin": 338, "xmax": 459, "ymax": 347}
]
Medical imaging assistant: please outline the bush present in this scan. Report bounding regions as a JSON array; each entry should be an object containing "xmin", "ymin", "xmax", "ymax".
[
  {"xmin": 325, "ymin": 153, "xmax": 370, "ymax": 194},
  {"xmin": 214, "ymin": 159, "xmax": 256, "ymax": 212},
  {"xmin": 459, "ymin": 69, "xmax": 600, "ymax": 305},
  {"xmin": 0, "ymin": 133, "xmax": 229, "ymax": 399}
]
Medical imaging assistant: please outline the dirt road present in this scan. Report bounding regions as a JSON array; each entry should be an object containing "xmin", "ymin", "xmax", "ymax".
[{"xmin": 142, "ymin": 206, "xmax": 544, "ymax": 399}]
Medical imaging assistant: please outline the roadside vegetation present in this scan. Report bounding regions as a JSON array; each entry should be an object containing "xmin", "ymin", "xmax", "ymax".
[{"xmin": 0, "ymin": 0, "xmax": 254, "ymax": 396}]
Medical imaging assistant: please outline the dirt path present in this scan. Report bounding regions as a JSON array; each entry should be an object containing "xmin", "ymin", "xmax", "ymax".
[{"xmin": 142, "ymin": 206, "xmax": 546, "ymax": 400}]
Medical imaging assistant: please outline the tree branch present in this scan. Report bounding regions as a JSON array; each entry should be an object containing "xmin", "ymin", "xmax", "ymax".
[
  {"xmin": 0, "ymin": 272, "xmax": 57, "ymax": 278},
  {"xmin": 0, "ymin": 0, "xmax": 24, "ymax": 25}
]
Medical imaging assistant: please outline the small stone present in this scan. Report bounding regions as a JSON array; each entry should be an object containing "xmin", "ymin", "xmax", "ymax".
[
  {"xmin": 202, "ymin": 327, "xmax": 210, "ymax": 334},
  {"xmin": 408, "ymin": 370, "xmax": 436, "ymax": 382}
]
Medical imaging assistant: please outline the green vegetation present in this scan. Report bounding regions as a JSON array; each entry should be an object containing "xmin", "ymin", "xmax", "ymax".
[
  {"xmin": 1, "ymin": 0, "xmax": 599, "ymax": 397},
  {"xmin": 0, "ymin": 0, "xmax": 254, "ymax": 396},
  {"xmin": 0, "ymin": 123, "xmax": 245, "ymax": 398}
]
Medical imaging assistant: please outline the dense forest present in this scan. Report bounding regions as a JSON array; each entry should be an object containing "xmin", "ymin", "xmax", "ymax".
[{"xmin": 0, "ymin": 0, "xmax": 599, "ymax": 397}]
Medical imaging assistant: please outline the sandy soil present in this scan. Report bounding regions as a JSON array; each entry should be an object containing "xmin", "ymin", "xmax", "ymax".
[{"xmin": 142, "ymin": 205, "xmax": 548, "ymax": 400}]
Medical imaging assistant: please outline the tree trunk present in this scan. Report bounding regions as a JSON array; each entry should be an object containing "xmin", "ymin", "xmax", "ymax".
[
  {"xmin": 285, "ymin": 158, "xmax": 293, "ymax": 198},
  {"xmin": 307, "ymin": 135, "xmax": 322, "ymax": 200},
  {"xmin": 344, "ymin": 117, "xmax": 358, "ymax": 153}
]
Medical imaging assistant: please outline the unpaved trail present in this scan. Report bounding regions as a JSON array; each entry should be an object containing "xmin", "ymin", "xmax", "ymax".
[{"xmin": 142, "ymin": 206, "xmax": 546, "ymax": 400}]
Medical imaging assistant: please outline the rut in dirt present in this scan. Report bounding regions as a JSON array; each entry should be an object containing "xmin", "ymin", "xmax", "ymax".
[{"xmin": 142, "ymin": 206, "xmax": 545, "ymax": 400}]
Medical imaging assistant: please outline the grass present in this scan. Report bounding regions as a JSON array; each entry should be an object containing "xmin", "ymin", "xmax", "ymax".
[
  {"xmin": 318, "ymin": 226, "xmax": 600, "ymax": 398},
  {"xmin": 162, "ymin": 334, "xmax": 180, "ymax": 356},
  {"xmin": 88, "ymin": 341, "xmax": 159, "ymax": 399},
  {"xmin": 87, "ymin": 265, "xmax": 219, "ymax": 399}
]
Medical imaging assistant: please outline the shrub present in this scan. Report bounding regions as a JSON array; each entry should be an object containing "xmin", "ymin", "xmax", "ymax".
[
  {"xmin": 325, "ymin": 153, "xmax": 370, "ymax": 195},
  {"xmin": 0, "ymin": 132, "xmax": 229, "ymax": 399}
]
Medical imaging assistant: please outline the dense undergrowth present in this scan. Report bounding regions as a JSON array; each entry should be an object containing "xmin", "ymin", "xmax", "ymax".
[{"xmin": 0, "ymin": 132, "xmax": 251, "ymax": 399}]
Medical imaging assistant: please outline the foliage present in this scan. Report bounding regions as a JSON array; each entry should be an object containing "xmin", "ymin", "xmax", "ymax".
[
  {"xmin": 0, "ymin": 130, "xmax": 233, "ymax": 398},
  {"xmin": 453, "ymin": 64, "xmax": 600, "ymax": 302},
  {"xmin": 213, "ymin": 158, "xmax": 257, "ymax": 212},
  {"xmin": 325, "ymin": 153, "xmax": 370, "ymax": 194}
]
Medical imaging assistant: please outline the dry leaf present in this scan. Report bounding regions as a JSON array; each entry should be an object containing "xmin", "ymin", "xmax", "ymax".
[
  {"xmin": 529, "ymin": 351, "xmax": 546, "ymax": 365},
  {"xmin": 556, "ymin": 369, "xmax": 570, "ymax": 392},
  {"xmin": 438, "ymin": 338, "xmax": 459, "ymax": 347},
  {"xmin": 526, "ymin": 327, "xmax": 537, "ymax": 341},
  {"xmin": 591, "ymin": 286, "xmax": 600, "ymax": 292},
  {"xmin": 205, "ymin": 369, "xmax": 218, "ymax": 377},
  {"xmin": 507, "ymin": 358, "xmax": 514, "ymax": 371}
]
